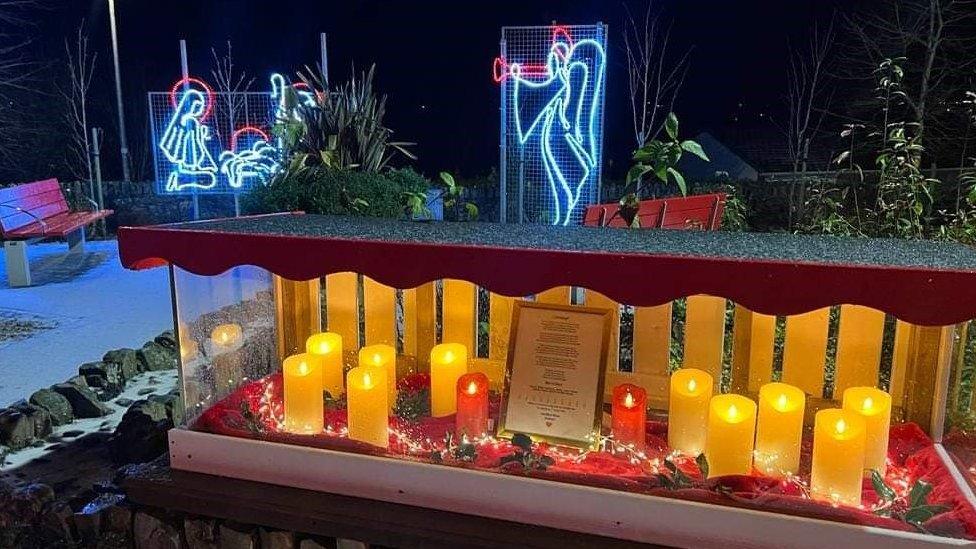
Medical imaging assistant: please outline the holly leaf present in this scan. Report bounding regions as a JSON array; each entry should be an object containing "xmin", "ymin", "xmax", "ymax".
[
  {"xmin": 871, "ymin": 470, "xmax": 897, "ymax": 503},
  {"xmin": 905, "ymin": 505, "xmax": 949, "ymax": 527},
  {"xmin": 696, "ymin": 453, "xmax": 709, "ymax": 479},
  {"xmin": 657, "ymin": 473, "xmax": 676, "ymax": 490},
  {"xmin": 680, "ymin": 140, "xmax": 709, "ymax": 162},
  {"xmin": 499, "ymin": 454, "xmax": 520, "ymax": 467},
  {"xmin": 664, "ymin": 459, "xmax": 678, "ymax": 475},
  {"xmin": 908, "ymin": 480, "xmax": 933, "ymax": 508},
  {"xmin": 511, "ymin": 433, "xmax": 533, "ymax": 452},
  {"xmin": 665, "ymin": 112, "xmax": 679, "ymax": 141}
]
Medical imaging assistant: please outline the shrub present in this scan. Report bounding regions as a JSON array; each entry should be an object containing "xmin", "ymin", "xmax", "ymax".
[{"xmin": 243, "ymin": 166, "xmax": 430, "ymax": 218}]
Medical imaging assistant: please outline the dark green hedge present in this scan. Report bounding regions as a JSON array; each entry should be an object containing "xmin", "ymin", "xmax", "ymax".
[{"xmin": 243, "ymin": 167, "xmax": 430, "ymax": 218}]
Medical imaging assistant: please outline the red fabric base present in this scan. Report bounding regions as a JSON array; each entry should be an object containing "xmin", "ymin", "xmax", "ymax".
[{"xmin": 192, "ymin": 374, "xmax": 976, "ymax": 540}]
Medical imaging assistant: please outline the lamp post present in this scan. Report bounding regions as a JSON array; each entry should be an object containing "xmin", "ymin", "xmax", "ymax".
[{"xmin": 108, "ymin": 0, "xmax": 131, "ymax": 181}]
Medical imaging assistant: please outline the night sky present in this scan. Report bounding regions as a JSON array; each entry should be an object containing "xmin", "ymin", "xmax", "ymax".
[{"xmin": 39, "ymin": 0, "xmax": 842, "ymax": 180}]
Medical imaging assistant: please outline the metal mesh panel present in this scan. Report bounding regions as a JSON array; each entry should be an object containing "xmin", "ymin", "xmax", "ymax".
[
  {"xmin": 149, "ymin": 90, "xmax": 278, "ymax": 195},
  {"xmin": 499, "ymin": 24, "xmax": 607, "ymax": 225}
]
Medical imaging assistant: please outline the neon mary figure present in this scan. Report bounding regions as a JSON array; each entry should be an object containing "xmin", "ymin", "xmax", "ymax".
[{"xmin": 159, "ymin": 88, "xmax": 218, "ymax": 192}]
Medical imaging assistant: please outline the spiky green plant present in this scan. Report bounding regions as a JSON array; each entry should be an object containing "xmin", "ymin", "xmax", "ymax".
[{"xmin": 277, "ymin": 65, "xmax": 415, "ymax": 173}]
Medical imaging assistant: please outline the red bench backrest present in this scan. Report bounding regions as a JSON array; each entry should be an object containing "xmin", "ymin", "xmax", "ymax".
[
  {"xmin": 583, "ymin": 193, "xmax": 726, "ymax": 231},
  {"xmin": 0, "ymin": 179, "xmax": 69, "ymax": 236}
]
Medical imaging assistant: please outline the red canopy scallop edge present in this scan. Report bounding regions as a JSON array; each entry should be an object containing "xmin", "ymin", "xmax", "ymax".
[{"xmin": 117, "ymin": 214, "xmax": 976, "ymax": 327}]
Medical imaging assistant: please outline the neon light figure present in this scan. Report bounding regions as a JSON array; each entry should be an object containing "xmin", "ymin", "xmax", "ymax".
[
  {"xmin": 270, "ymin": 73, "xmax": 316, "ymax": 123},
  {"xmin": 501, "ymin": 29, "xmax": 606, "ymax": 225},
  {"xmin": 219, "ymin": 127, "xmax": 279, "ymax": 189},
  {"xmin": 159, "ymin": 88, "xmax": 218, "ymax": 191}
]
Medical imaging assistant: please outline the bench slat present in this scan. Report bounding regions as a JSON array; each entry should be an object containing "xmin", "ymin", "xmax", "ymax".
[
  {"xmin": 0, "ymin": 179, "xmax": 70, "ymax": 234},
  {"xmin": 5, "ymin": 210, "xmax": 113, "ymax": 239},
  {"xmin": 10, "ymin": 210, "xmax": 112, "ymax": 237},
  {"xmin": 0, "ymin": 178, "xmax": 61, "ymax": 203},
  {"xmin": 0, "ymin": 189, "xmax": 68, "ymax": 218}
]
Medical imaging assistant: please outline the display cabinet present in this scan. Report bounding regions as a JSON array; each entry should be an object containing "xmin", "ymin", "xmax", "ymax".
[{"xmin": 118, "ymin": 213, "xmax": 976, "ymax": 548}]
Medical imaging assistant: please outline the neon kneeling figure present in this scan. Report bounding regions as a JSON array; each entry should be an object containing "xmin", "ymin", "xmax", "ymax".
[{"xmin": 159, "ymin": 88, "xmax": 219, "ymax": 192}]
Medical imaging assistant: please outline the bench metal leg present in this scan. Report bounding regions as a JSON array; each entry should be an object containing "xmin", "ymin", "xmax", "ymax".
[
  {"xmin": 66, "ymin": 227, "xmax": 86, "ymax": 253},
  {"xmin": 3, "ymin": 241, "xmax": 31, "ymax": 287}
]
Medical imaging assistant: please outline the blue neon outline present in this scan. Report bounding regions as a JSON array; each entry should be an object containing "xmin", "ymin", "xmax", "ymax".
[
  {"xmin": 159, "ymin": 88, "xmax": 218, "ymax": 192},
  {"xmin": 507, "ymin": 36, "xmax": 606, "ymax": 225},
  {"xmin": 219, "ymin": 139, "xmax": 280, "ymax": 189}
]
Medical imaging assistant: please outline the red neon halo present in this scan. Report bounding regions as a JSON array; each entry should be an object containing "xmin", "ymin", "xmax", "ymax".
[
  {"xmin": 230, "ymin": 126, "xmax": 270, "ymax": 151},
  {"xmin": 169, "ymin": 77, "xmax": 215, "ymax": 121},
  {"xmin": 552, "ymin": 25, "xmax": 574, "ymax": 48}
]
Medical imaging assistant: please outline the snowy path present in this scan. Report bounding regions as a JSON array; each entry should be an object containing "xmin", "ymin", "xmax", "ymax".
[{"xmin": 0, "ymin": 240, "xmax": 171, "ymax": 405}]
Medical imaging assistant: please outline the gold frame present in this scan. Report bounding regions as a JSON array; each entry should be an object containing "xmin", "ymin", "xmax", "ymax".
[{"xmin": 496, "ymin": 300, "xmax": 612, "ymax": 450}]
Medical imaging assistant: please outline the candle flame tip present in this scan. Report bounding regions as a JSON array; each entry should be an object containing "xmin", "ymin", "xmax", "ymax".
[
  {"xmin": 835, "ymin": 418, "xmax": 847, "ymax": 433},
  {"xmin": 862, "ymin": 396, "xmax": 874, "ymax": 411},
  {"xmin": 687, "ymin": 378, "xmax": 697, "ymax": 392}
]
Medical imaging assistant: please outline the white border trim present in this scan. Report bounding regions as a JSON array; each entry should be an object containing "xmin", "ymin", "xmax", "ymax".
[
  {"xmin": 169, "ymin": 429, "xmax": 973, "ymax": 548},
  {"xmin": 936, "ymin": 443, "xmax": 976, "ymax": 510}
]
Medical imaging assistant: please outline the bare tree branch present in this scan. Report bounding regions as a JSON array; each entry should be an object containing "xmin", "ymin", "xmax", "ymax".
[
  {"xmin": 785, "ymin": 15, "xmax": 835, "ymax": 173},
  {"xmin": 622, "ymin": 0, "xmax": 692, "ymax": 148},
  {"xmin": 210, "ymin": 40, "xmax": 254, "ymax": 144},
  {"xmin": 0, "ymin": 0, "xmax": 41, "ymax": 167},
  {"xmin": 57, "ymin": 22, "xmax": 97, "ymax": 188}
]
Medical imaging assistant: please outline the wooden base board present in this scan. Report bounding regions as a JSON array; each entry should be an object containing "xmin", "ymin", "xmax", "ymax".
[{"xmin": 168, "ymin": 429, "xmax": 967, "ymax": 548}]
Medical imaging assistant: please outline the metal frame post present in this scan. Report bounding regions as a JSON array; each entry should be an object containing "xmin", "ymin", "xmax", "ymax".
[
  {"xmin": 498, "ymin": 35, "xmax": 507, "ymax": 224},
  {"xmin": 108, "ymin": 0, "xmax": 131, "ymax": 182},
  {"xmin": 179, "ymin": 39, "xmax": 199, "ymax": 221}
]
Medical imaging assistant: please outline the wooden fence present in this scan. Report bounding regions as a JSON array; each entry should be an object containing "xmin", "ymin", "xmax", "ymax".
[{"xmin": 275, "ymin": 276, "xmax": 964, "ymax": 436}]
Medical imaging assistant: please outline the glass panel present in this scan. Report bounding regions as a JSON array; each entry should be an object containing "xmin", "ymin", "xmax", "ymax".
[
  {"xmin": 172, "ymin": 265, "xmax": 277, "ymax": 424},
  {"xmin": 172, "ymin": 273, "xmax": 974, "ymax": 542},
  {"xmin": 943, "ymin": 320, "xmax": 976, "ymax": 493}
]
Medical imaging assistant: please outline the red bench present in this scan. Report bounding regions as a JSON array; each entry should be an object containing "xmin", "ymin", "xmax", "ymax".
[
  {"xmin": 1, "ymin": 178, "xmax": 113, "ymax": 286},
  {"xmin": 583, "ymin": 192, "xmax": 726, "ymax": 230}
]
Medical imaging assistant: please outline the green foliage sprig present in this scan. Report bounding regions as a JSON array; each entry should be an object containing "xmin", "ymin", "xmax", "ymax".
[
  {"xmin": 499, "ymin": 433, "xmax": 555, "ymax": 471},
  {"xmin": 429, "ymin": 432, "xmax": 478, "ymax": 464},
  {"xmin": 871, "ymin": 470, "xmax": 949, "ymax": 532},
  {"xmin": 276, "ymin": 64, "xmax": 415, "ymax": 173},
  {"xmin": 656, "ymin": 454, "xmax": 707, "ymax": 490},
  {"xmin": 403, "ymin": 172, "xmax": 479, "ymax": 221},
  {"xmin": 616, "ymin": 113, "xmax": 709, "ymax": 227}
]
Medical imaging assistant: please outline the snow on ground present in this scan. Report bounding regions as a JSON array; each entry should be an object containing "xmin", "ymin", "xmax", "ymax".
[{"xmin": 0, "ymin": 240, "xmax": 171, "ymax": 406}]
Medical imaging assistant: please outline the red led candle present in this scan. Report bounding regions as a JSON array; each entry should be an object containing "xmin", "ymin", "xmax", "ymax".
[
  {"xmin": 612, "ymin": 383, "xmax": 647, "ymax": 451},
  {"xmin": 455, "ymin": 372, "xmax": 489, "ymax": 439}
]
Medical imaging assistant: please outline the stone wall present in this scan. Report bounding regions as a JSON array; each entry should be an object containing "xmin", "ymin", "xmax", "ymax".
[
  {"xmin": 0, "ymin": 470, "xmax": 359, "ymax": 549},
  {"xmin": 63, "ymin": 181, "xmax": 240, "ymax": 231}
]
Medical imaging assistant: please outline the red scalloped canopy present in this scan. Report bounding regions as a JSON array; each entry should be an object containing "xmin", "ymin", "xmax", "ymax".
[{"xmin": 117, "ymin": 213, "xmax": 976, "ymax": 326}]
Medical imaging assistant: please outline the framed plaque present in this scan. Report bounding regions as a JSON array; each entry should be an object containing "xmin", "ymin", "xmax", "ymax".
[{"xmin": 497, "ymin": 300, "xmax": 612, "ymax": 449}]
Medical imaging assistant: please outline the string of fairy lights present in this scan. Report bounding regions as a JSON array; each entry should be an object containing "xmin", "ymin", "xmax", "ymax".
[{"xmin": 249, "ymin": 376, "xmax": 915, "ymax": 511}]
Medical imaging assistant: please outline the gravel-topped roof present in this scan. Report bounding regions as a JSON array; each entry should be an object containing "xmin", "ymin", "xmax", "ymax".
[{"xmin": 156, "ymin": 213, "xmax": 976, "ymax": 272}]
